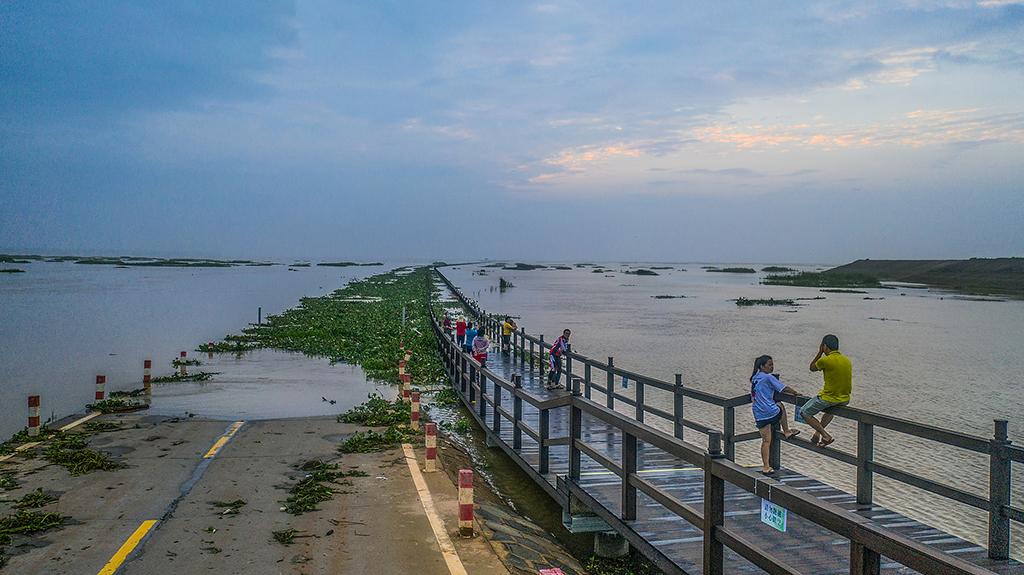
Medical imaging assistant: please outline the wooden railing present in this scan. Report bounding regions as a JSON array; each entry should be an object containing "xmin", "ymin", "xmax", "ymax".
[{"xmin": 434, "ymin": 268, "xmax": 1020, "ymax": 562}]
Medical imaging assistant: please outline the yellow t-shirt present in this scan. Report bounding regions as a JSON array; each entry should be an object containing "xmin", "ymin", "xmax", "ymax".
[
  {"xmin": 501, "ymin": 321, "xmax": 515, "ymax": 336},
  {"xmin": 815, "ymin": 351, "xmax": 852, "ymax": 403}
]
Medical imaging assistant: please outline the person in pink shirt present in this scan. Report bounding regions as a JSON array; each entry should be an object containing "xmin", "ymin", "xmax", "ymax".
[{"xmin": 546, "ymin": 329, "xmax": 571, "ymax": 390}]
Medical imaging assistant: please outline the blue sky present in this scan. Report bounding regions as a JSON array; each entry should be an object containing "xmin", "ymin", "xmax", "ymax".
[{"xmin": 2, "ymin": 1, "xmax": 1022, "ymax": 262}]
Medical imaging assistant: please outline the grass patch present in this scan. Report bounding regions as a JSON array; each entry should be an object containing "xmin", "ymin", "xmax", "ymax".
[
  {"xmin": 199, "ymin": 340, "xmax": 258, "ymax": 353},
  {"xmin": 13, "ymin": 488, "xmax": 57, "ymax": 509},
  {"xmin": 171, "ymin": 358, "xmax": 202, "ymax": 367},
  {"xmin": 338, "ymin": 395, "xmax": 410, "ymax": 426},
  {"xmin": 42, "ymin": 433, "xmax": 123, "ymax": 476},
  {"xmin": 281, "ymin": 460, "xmax": 358, "ymax": 515},
  {"xmin": 337, "ymin": 426, "xmax": 416, "ymax": 454},
  {"xmin": 763, "ymin": 271, "xmax": 884, "ymax": 288},
  {"xmin": 0, "ymin": 474, "xmax": 18, "ymax": 492},
  {"xmin": 0, "ymin": 511, "xmax": 65, "ymax": 545},
  {"xmin": 442, "ymin": 417, "xmax": 471, "ymax": 434},
  {"xmin": 87, "ymin": 398, "xmax": 144, "ymax": 413},
  {"xmin": 584, "ymin": 551, "xmax": 661, "ymax": 575},
  {"xmin": 735, "ymin": 297, "xmax": 796, "ymax": 307}
]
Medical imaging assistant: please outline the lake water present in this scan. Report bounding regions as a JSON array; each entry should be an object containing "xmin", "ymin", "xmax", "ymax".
[
  {"xmin": 0, "ymin": 261, "xmax": 393, "ymax": 438},
  {"xmin": 441, "ymin": 263, "xmax": 1023, "ymax": 557}
]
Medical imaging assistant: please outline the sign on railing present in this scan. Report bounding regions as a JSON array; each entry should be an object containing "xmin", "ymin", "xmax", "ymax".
[{"xmin": 760, "ymin": 499, "xmax": 788, "ymax": 533}]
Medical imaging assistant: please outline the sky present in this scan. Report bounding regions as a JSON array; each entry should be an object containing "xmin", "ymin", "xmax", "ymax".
[{"xmin": 2, "ymin": 1, "xmax": 1022, "ymax": 263}]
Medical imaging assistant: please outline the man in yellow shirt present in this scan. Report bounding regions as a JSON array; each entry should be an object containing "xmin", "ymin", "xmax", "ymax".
[
  {"xmin": 799, "ymin": 334, "xmax": 851, "ymax": 447},
  {"xmin": 501, "ymin": 317, "xmax": 517, "ymax": 355}
]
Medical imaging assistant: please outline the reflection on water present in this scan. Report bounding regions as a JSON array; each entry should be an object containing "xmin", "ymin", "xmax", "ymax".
[
  {"xmin": 443, "ymin": 264, "xmax": 1024, "ymax": 559},
  {"xmin": 148, "ymin": 349, "xmax": 392, "ymax": 420}
]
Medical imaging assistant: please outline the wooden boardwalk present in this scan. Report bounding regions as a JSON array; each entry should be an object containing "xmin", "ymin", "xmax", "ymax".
[
  {"xmin": 433, "ymin": 274, "xmax": 1022, "ymax": 575},
  {"xmin": 466, "ymin": 347, "xmax": 1021, "ymax": 575}
]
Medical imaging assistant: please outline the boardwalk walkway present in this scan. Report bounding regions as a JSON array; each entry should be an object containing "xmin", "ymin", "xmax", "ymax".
[{"xmin": 432, "ymin": 273, "xmax": 1022, "ymax": 575}]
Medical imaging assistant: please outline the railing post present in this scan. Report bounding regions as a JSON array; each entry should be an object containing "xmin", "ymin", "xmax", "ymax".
[
  {"xmin": 723, "ymin": 406, "xmax": 736, "ymax": 461},
  {"xmin": 565, "ymin": 353, "xmax": 572, "ymax": 390},
  {"xmin": 468, "ymin": 361, "xmax": 476, "ymax": 403},
  {"xmin": 520, "ymin": 327, "xmax": 526, "ymax": 365},
  {"xmin": 704, "ymin": 431, "xmax": 725, "ymax": 575},
  {"xmin": 989, "ymin": 419, "xmax": 1011, "ymax": 560},
  {"xmin": 606, "ymin": 357, "xmax": 615, "ymax": 409},
  {"xmin": 856, "ymin": 421, "xmax": 874, "ymax": 505},
  {"xmin": 769, "ymin": 419, "xmax": 782, "ymax": 472},
  {"xmin": 635, "ymin": 378, "xmax": 645, "ymax": 423},
  {"xmin": 622, "ymin": 431, "xmax": 637, "ymax": 521},
  {"xmin": 850, "ymin": 541, "xmax": 881, "ymax": 575},
  {"xmin": 569, "ymin": 380, "xmax": 582, "ymax": 481},
  {"xmin": 529, "ymin": 337, "xmax": 535, "ymax": 372},
  {"xmin": 512, "ymin": 375, "xmax": 523, "ymax": 450},
  {"xmin": 584, "ymin": 363, "xmax": 592, "ymax": 399},
  {"xmin": 479, "ymin": 371, "xmax": 488, "ymax": 419},
  {"xmin": 539, "ymin": 335, "xmax": 545, "ymax": 379},
  {"xmin": 539, "ymin": 408, "xmax": 550, "ymax": 474},
  {"xmin": 492, "ymin": 377, "xmax": 501, "ymax": 435},
  {"xmin": 674, "ymin": 373, "xmax": 684, "ymax": 440}
]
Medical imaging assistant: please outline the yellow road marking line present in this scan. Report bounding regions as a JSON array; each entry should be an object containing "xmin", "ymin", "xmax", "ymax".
[
  {"xmin": 203, "ymin": 421, "xmax": 244, "ymax": 459},
  {"xmin": 60, "ymin": 411, "xmax": 102, "ymax": 432},
  {"xmin": 402, "ymin": 444, "xmax": 469, "ymax": 575},
  {"xmin": 96, "ymin": 519, "xmax": 158, "ymax": 575}
]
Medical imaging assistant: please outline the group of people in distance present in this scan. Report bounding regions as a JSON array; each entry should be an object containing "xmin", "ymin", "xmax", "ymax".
[
  {"xmin": 750, "ymin": 333, "xmax": 852, "ymax": 475},
  {"xmin": 444, "ymin": 312, "xmax": 851, "ymax": 477}
]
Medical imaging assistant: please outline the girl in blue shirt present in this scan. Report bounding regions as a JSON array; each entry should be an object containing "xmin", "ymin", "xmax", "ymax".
[{"xmin": 750, "ymin": 355, "xmax": 800, "ymax": 474}]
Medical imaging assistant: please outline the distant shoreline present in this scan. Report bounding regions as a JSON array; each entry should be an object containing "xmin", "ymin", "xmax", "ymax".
[{"xmin": 827, "ymin": 258, "xmax": 1024, "ymax": 297}]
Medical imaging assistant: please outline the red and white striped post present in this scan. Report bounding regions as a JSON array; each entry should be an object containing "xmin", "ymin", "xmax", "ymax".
[
  {"xmin": 404, "ymin": 348, "xmax": 412, "ymax": 362},
  {"xmin": 410, "ymin": 391, "xmax": 421, "ymax": 431},
  {"xmin": 401, "ymin": 373, "xmax": 411, "ymax": 403},
  {"xmin": 143, "ymin": 359, "xmax": 152, "ymax": 399},
  {"xmin": 458, "ymin": 469, "xmax": 474, "ymax": 537},
  {"xmin": 424, "ymin": 422, "xmax": 437, "ymax": 472},
  {"xmin": 398, "ymin": 360, "xmax": 406, "ymax": 377},
  {"xmin": 27, "ymin": 395, "xmax": 41, "ymax": 437},
  {"xmin": 178, "ymin": 351, "xmax": 188, "ymax": 376},
  {"xmin": 95, "ymin": 375, "xmax": 106, "ymax": 401},
  {"xmin": 207, "ymin": 342, "xmax": 214, "ymax": 360}
]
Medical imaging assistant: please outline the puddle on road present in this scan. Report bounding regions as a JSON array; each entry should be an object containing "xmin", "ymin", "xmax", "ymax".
[{"xmin": 147, "ymin": 349, "xmax": 394, "ymax": 420}]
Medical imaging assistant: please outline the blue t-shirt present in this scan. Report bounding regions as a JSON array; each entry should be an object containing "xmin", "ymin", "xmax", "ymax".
[
  {"xmin": 464, "ymin": 328, "xmax": 477, "ymax": 345},
  {"xmin": 751, "ymin": 371, "xmax": 784, "ymax": 421}
]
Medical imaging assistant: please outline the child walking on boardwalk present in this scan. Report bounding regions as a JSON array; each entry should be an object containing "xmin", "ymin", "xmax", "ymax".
[
  {"xmin": 546, "ymin": 329, "xmax": 571, "ymax": 390},
  {"xmin": 472, "ymin": 330, "xmax": 490, "ymax": 367},
  {"xmin": 750, "ymin": 355, "xmax": 800, "ymax": 475}
]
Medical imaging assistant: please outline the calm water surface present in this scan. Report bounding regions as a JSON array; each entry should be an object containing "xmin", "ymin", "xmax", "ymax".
[
  {"xmin": 0, "ymin": 261, "xmax": 393, "ymax": 437},
  {"xmin": 442, "ymin": 263, "xmax": 1023, "ymax": 557}
]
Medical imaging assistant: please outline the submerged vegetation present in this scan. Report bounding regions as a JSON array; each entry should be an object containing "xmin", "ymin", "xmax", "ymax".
[
  {"xmin": 735, "ymin": 297, "xmax": 797, "ymax": 307},
  {"xmin": 150, "ymin": 372, "xmax": 216, "ymax": 383},
  {"xmin": 762, "ymin": 266, "xmax": 796, "ymax": 272},
  {"xmin": 317, "ymin": 261, "xmax": 383, "ymax": 267},
  {"xmin": 0, "ymin": 268, "xmax": 25, "ymax": 273},
  {"xmin": 502, "ymin": 263, "xmax": 546, "ymax": 271},
  {"xmin": 338, "ymin": 426, "xmax": 416, "ymax": 453},
  {"xmin": 221, "ymin": 267, "xmax": 444, "ymax": 384},
  {"xmin": 708, "ymin": 267, "xmax": 756, "ymax": 273},
  {"xmin": 499, "ymin": 277, "xmax": 514, "ymax": 292},
  {"xmin": 42, "ymin": 432, "xmax": 123, "ymax": 476},
  {"xmin": 623, "ymin": 269, "xmax": 658, "ymax": 276},
  {"xmin": 87, "ymin": 398, "xmax": 145, "ymax": 413}
]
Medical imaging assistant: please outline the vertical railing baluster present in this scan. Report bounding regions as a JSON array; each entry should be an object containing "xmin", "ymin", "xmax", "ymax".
[
  {"xmin": 569, "ymin": 376, "xmax": 582, "ymax": 482},
  {"xmin": 850, "ymin": 541, "xmax": 881, "ymax": 574},
  {"xmin": 622, "ymin": 432, "xmax": 637, "ymax": 520},
  {"xmin": 529, "ymin": 337, "xmax": 535, "ymax": 372},
  {"xmin": 479, "ymin": 370, "xmax": 487, "ymax": 419},
  {"xmin": 468, "ymin": 361, "xmax": 476, "ymax": 403},
  {"xmin": 539, "ymin": 335, "xmax": 545, "ymax": 381},
  {"xmin": 723, "ymin": 406, "xmax": 736, "ymax": 461},
  {"xmin": 674, "ymin": 373, "xmax": 684, "ymax": 440},
  {"xmin": 512, "ymin": 375, "xmax": 523, "ymax": 450},
  {"xmin": 635, "ymin": 378, "xmax": 645, "ymax": 423},
  {"xmin": 704, "ymin": 431, "xmax": 725, "ymax": 575},
  {"xmin": 565, "ymin": 353, "xmax": 572, "ymax": 391},
  {"xmin": 989, "ymin": 419, "xmax": 1011, "ymax": 560},
  {"xmin": 769, "ymin": 420, "xmax": 781, "ymax": 471},
  {"xmin": 520, "ymin": 327, "xmax": 526, "ymax": 366},
  {"xmin": 584, "ymin": 363, "xmax": 592, "ymax": 399},
  {"xmin": 539, "ymin": 408, "xmax": 550, "ymax": 474},
  {"xmin": 606, "ymin": 357, "xmax": 615, "ymax": 409},
  {"xmin": 856, "ymin": 420, "xmax": 874, "ymax": 505},
  {"xmin": 492, "ymin": 377, "xmax": 501, "ymax": 435}
]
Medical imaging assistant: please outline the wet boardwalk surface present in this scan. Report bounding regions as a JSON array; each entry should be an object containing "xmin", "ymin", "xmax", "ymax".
[{"xmin": 460, "ymin": 345, "xmax": 1022, "ymax": 575}]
